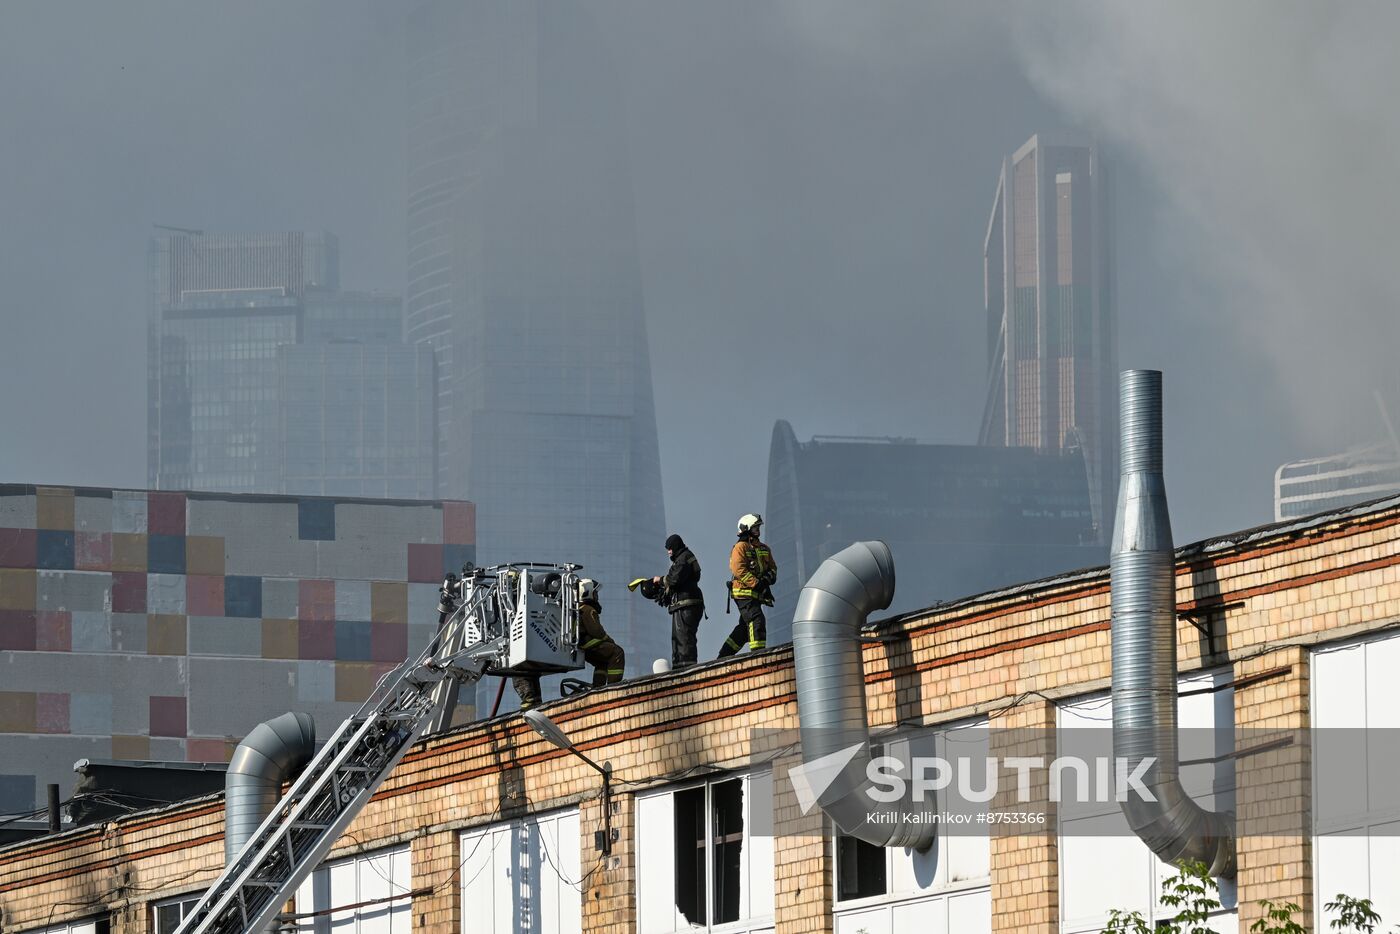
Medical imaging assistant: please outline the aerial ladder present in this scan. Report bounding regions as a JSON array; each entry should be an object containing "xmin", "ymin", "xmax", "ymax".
[{"xmin": 174, "ymin": 562, "xmax": 590, "ymax": 934}]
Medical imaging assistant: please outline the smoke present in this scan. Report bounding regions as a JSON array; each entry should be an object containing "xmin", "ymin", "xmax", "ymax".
[{"xmin": 1010, "ymin": 2, "xmax": 1400, "ymax": 451}]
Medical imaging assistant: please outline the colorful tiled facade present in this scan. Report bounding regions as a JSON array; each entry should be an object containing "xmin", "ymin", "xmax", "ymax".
[{"xmin": 0, "ymin": 484, "xmax": 473, "ymax": 814}]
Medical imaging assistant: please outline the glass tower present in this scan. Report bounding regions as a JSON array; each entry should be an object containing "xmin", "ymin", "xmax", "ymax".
[
  {"xmin": 148, "ymin": 233, "xmax": 435, "ymax": 499},
  {"xmin": 405, "ymin": 1, "xmax": 668, "ymax": 674},
  {"xmin": 156, "ymin": 288, "xmax": 301, "ymax": 493},
  {"xmin": 148, "ymin": 232, "xmax": 339, "ymax": 488},
  {"xmin": 978, "ymin": 135, "xmax": 1117, "ymax": 543},
  {"xmin": 278, "ymin": 341, "xmax": 436, "ymax": 500},
  {"xmin": 765, "ymin": 420, "xmax": 1105, "ymax": 645}
]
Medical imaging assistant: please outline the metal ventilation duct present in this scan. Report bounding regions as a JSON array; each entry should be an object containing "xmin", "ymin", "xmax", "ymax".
[
  {"xmin": 791, "ymin": 540, "xmax": 934, "ymax": 850},
  {"xmin": 1111, "ymin": 369, "xmax": 1234, "ymax": 876},
  {"xmin": 225, "ymin": 712, "xmax": 316, "ymax": 867}
]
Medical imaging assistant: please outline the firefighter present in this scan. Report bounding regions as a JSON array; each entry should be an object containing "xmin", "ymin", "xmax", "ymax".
[
  {"xmin": 512, "ymin": 673, "xmax": 543, "ymax": 711},
  {"xmin": 719, "ymin": 513, "xmax": 776, "ymax": 658},
  {"xmin": 576, "ymin": 578, "xmax": 626, "ymax": 687},
  {"xmin": 650, "ymin": 533, "xmax": 705, "ymax": 668},
  {"xmin": 514, "ymin": 578, "xmax": 623, "ymax": 711}
]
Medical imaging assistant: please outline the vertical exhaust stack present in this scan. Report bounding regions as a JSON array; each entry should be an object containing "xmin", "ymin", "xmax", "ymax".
[
  {"xmin": 792, "ymin": 540, "xmax": 934, "ymax": 850},
  {"xmin": 1112, "ymin": 370, "xmax": 1234, "ymax": 876},
  {"xmin": 225, "ymin": 712, "xmax": 316, "ymax": 865}
]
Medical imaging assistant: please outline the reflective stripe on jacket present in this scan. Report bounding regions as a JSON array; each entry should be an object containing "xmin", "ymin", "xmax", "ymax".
[{"xmin": 578, "ymin": 602, "xmax": 614, "ymax": 650}]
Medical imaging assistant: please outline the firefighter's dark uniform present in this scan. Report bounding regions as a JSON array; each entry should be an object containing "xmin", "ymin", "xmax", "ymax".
[
  {"xmin": 661, "ymin": 535, "xmax": 705, "ymax": 667},
  {"xmin": 577, "ymin": 597, "xmax": 625, "ymax": 687},
  {"xmin": 513, "ymin": 595, "xmax": 623, "ymax": 709},
  {"xmin": 719, "ymin": 536, "xmax": 775, "ymax": 658}
]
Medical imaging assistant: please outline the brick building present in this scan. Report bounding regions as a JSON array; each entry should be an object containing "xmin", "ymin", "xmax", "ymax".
[
  {"xmin": 0, "ymin": 484, "xmax": 474, "ymax": 818},
  {"xmin": 3, "ymin": 493, "xmax": 1399, "ymax": 933}
]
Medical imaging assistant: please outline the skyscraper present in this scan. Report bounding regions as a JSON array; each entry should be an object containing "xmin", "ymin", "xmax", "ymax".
[
  {"xmin": 148, "ymin": 232, "xmax": 339, "ymax": 491},
  {"xmin": 147, "ymin": 233, "xmax": 434, "ymax": 498},
  {"xmin": 979, "ymin": 135, "xmax": 1117, "ymax": 542},
  {"xmin": 765, "ymin": 421, "xmax": 1104, "ymax": 644},
  {"xmin": 405, "ymin": 1, "xmax": 667, "ymax": 673}
]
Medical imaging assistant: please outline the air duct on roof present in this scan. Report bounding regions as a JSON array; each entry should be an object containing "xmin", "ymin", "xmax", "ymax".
[
  {"xmin": 225, "ymin": 712, "xmax": 316, "ymax": 868},
  {"xmin": 1111, "ymin": 370, "xmax": 1234, "ymax": 876},
  {"xmin": 791, "ymin": 540, "xmax": 934, "ymax": 850}
]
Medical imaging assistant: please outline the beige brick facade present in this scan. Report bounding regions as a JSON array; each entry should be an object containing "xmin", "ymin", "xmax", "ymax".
[{"xmin": 4, "ymin": 501, "xmax": 1400, "ymax": 931}]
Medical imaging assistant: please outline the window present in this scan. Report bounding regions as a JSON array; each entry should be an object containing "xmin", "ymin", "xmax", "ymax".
[
  {"xmin": 291, "ymin": 845, "xmax": 411, "ymax": 933},
  {"xmin": 152, "ymin": 896, "xmax": 199, "ymax": 933},
  {"xmin": 27, "ymin": 920, "xmax": 109, "ymax": 934},
  {"xmin": 1057, "ymin": 673, "xmax": 1236, "ymax": 934},
  {"xmin": 830, "ymin": 721, "xmax": 992, "ymax": 934},
  {"xmin": 1312, "ymin": 631, "xmax": 1400, "ymax": 928},
  {"xmin": 637, "ymin": 772, "xmax": 773, "ymax": 933},
  {"xmin": 459, "ymin": 808, "xmax": 582, "ymax": 934}
]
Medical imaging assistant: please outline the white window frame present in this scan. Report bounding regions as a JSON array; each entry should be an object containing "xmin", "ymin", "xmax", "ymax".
[
  {"xmin": 1056, "ymin": 670, "xmax": 1237, "ymax": 934},
  {"xmin": 291, "ymin": 843, "xmax": 412, "ymax": 933},
  {"xmin": 1311, "ymin": 629, "xmax": 1400, "ymax": 930},
  {"xmin": 636, "ymin": 770, "xmax": 774, "ymax": 934},
  {"xmin": 457, "ymin": 806, "xmax": 583, "ymax": 934},
  {"xmin": 150, "ymin": 894, "xmax": 200, "ymax": 934},
  {"xmin": 25, "ymin": 919, "xmax": 109, "ymax": 934},
  {"xmin": 829, "ymin": 718, "xmax": 992, "ymax": 926}
]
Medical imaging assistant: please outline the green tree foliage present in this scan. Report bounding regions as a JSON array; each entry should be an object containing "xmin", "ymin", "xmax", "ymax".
[{"xmin": 1099, "ymin": 862, "xmax": 1393, "ymax": 934}]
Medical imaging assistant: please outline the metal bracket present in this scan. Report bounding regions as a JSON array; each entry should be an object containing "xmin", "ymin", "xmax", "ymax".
[{"xmin": 1178, "ymin": 601, "xmax": 1244, "ymax": 645}]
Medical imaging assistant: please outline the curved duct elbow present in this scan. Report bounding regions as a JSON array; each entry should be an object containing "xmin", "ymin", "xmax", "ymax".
[
  {"xmin": 792, "ymin": 541, "xmax": 933, "ymax": 850},
  {"xmin": 1112, "ymin": 370, "xmax": 1234, "ymax": 876},
  {"xmin": 225, "ymin": 712, "xmax": 316, "ymax": 866}
]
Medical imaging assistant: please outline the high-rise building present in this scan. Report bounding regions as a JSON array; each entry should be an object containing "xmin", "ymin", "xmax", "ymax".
[
  {"xmin": 405, "ymin": 1, "xmax": 667, "ymax": 674},
  {"xmin": 155, "ymin": 287, "xmax": 301, "ymax": 494},
  {"xmin": 280, "ymin": 292, "xmax": 438, "ymax": 500},
  {"xmin": 148, "ymin": 234, "xmax": 435, "ymax": 499},
  {"xmin": 147, "ymin": 232, "xmax": 339, "ymax": 488},
  {"xmin": 979, "ymin": 135, "xmax": 1117, "ymax": 542},
  {"xmin": 1274, "ymin": 444, "xmax": 1400, "ymax": 521},
  {"xmin": 765, "ymin": 421, "xmax": 1105, "ymax": 645}
]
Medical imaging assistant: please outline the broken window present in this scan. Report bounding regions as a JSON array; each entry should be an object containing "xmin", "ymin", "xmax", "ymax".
[
  {"xmin": 672, "ymin": 778, "xmax": 745, "ymax": 925},
  {"xmin": 835, "ymin": 834, "xmax": 888, "ymax": 901},
  {"xmin": 642, "ymin": 773, "xmax": 773, "ymax": 933},
  {"xmin": 674, "ymin": 785, "xmax": 708, "ymax": 925},
  {"xmin": 710, "ymin": 778, "xmax": 744, "ymax": 924}
]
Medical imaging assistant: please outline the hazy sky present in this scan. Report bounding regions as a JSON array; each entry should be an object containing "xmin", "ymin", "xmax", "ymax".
[{"xmin": 2, "ymin": 2, "xmax": 1397, "ymax": 650}]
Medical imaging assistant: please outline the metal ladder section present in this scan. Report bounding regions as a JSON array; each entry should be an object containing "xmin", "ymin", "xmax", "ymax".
[{"xmin": 175, "ymin": 592, "xmax": 500, "ymax": 934}]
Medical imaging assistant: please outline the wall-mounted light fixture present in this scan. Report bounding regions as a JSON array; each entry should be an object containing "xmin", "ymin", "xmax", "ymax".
[{"xmin": 522, "ymin": 709, "xmax": 616, "ymax": 854}]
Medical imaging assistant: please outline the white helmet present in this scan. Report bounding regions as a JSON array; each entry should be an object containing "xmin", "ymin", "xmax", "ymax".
[
  {"xmin": 577, "ymin": 578, "xmax": 600, "ymax": 601},
  {"xmin": 737, "ymin": 513, "xmax": 763, "ymax": 535}
]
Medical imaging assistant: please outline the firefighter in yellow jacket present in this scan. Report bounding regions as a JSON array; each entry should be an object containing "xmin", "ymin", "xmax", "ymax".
[
  {"xmin": 514, "ymin": 578, "xmax": 625, "ymax": 709},
  {"xmin": 719, "ymin": 513, "xmax": 776, "ymax": 658}
]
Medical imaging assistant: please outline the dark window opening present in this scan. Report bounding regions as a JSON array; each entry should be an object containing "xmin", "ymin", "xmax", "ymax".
[
  {"xmin": 674, "ymin": 785, "xmax": 707, "ymax": 925},
  {"xmin": 836, "ymin": 834, "xmax": 887, "ymax": 902},
  {"xmin": 711, "ymin": 778, "xmax": 745, "ymax": 924}
]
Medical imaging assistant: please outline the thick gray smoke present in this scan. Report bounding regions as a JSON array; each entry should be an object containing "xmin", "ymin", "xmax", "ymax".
[
  {"xmin": 3, "ymin": 1, "xmax": 1396, "ymax": 652},
  {"xmin": 1009, "ymin": 2, "xmax": 1400, "ymax": 451}
]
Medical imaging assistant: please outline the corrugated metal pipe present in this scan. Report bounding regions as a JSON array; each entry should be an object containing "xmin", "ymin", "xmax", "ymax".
[
  {"xmin": 225, "ymin": 712, "xmax": 316, "ymax": 867},
  {"xmin": 792, "ymin": 540, "xmax": 934, "ymax": 850},
  {"xmin": 1112, "ymin": 370, "xmax": 1235, "ymax": 876}
]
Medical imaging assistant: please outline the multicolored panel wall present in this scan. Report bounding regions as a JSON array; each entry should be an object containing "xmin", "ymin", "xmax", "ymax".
[{"xmin": 0, "ymin": 484, "xmax": 474, "ymax": 814}]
